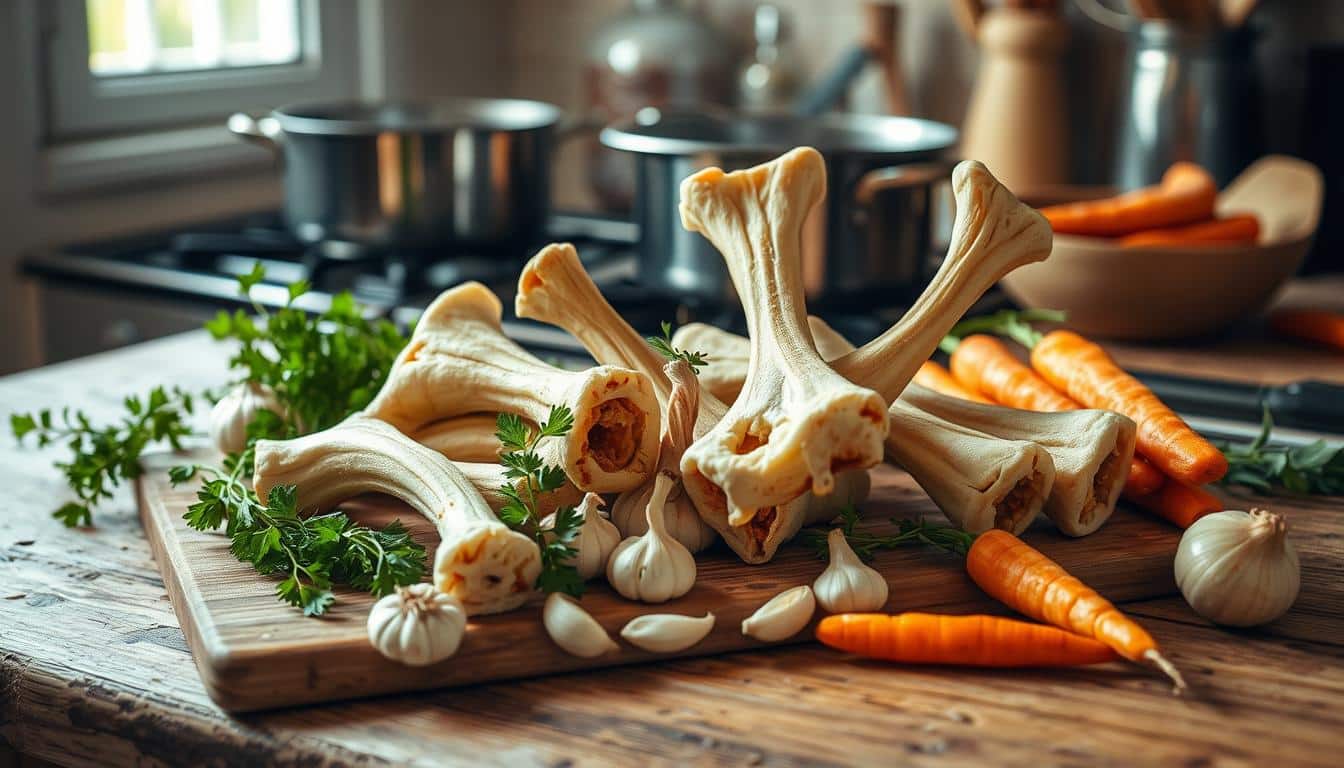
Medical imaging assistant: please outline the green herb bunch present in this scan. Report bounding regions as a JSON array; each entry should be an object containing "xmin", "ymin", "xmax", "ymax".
[
  {"xmin": 494, "ymin": 406, "xmax": 586, "ymax": 597},
  {"xmin": 1217, "ymin": 409, "xmax": 1344, "ymax": 495},
  {"xmin": 800, "ymin": 506, "xmax": 976, "ymax": 560},
  {"xmin": 11, "ymin": 264, "xmax": 425, "ymax": 616}
]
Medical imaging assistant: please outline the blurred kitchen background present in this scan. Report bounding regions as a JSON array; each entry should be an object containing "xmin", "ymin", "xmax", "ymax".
[{"xmin": 1, "ymin": 0, "xmax": 1340, "ymax": 375}]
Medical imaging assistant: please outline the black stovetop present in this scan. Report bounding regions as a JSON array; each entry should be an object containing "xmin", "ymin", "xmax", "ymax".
[{"xmin": 21, "ymin": 210, "xmax": 951, "ymax": 355}]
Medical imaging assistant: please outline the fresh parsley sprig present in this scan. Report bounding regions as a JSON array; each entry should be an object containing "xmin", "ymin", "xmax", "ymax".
[
  {"xmin": 494, "ymin": 406, "xmax": 585, "ymax": 596},
  {"xmin": 647, "ymin": 321, "xmax": 709, "ymax": 374},
  {"xmin": 1216, "ymin": 408, "xmax": 1344, "ymax": 495},
  {"xmin": 800, "ymin": 506, "xmax": 976, "ymax": 560},
  {"xmin": 11, "ymin": 386, "xmax": 200, "ymax": 527}
]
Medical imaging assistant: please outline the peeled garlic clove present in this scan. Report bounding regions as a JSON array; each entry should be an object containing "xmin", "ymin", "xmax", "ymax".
[
  {"xmin": 813, "ymin": 529, "xmax": 889, "ymax": 613},
  {"xmin": 543, "ymin": 592, "xmax": 619, "ymax": 658},
  {"xmin": 544, "ymin": 493, "xmax": 622, "ymax": 580},
  {"xmin": 606, "ymin": 471, "xmax": 697, "ymax": 603},
  {"xmin": 621, "ymin": 612, "xmax": 716, "ymax": 653},
  {"xmin": 742, "ymin": 585, "xmax": 816, "ymax": 642}
]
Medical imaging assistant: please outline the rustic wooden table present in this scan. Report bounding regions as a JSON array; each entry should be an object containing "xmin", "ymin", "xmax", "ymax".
[{"xmin": 3, "ymin": 278, "xmax": 1343, "ymax": 768}]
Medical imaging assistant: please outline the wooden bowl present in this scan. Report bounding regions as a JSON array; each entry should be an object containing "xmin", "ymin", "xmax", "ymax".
[{"xmin": 1001, "ymin": 156, "xmax": 1324, "ymax": 340}]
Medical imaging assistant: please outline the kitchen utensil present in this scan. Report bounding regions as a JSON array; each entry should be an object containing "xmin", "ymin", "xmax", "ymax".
[
  {"xmin": 228, "ymin": 99, "xmax": 566, "ymax": 251},
  {"xmin": 600, "ymin": 109, "xmax": 957, "ymax": 306},
  {"xmin": 1001, "ymin": 155, "xmax": 1324, "ymax": 340},
  {"xmin": 1113, "ymin": 20, "xmax": 1263, "ymax": 188},
  {"xmin": 794, "ymin": 2, "xmax": 907, "ymax": 117},
  {"xmin": 1136, "ymin": 370, "xmax": 1344, "ymax": 435},
  {"xmin": 958, "ymin": 6, "xmax": 1070, "ymax": 193},
  {"xmin": 583, "ymin": 0, "xmax": 736, "ymax": 211},
  {"xmin": 138, "ymin": 451, "xmax": 1177, "ymax": 712}
]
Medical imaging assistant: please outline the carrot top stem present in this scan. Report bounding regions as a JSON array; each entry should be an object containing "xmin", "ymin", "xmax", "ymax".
[{"xmin": 941, "ymin": 308, "xmax": 1066, "ymax": 354}]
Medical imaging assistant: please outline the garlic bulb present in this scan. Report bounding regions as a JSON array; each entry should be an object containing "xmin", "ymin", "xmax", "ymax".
[
  {"xmin": 606, "ymin": 471, "xmax": 697, "ymax": 603},
  {"xmin": 367, "ymin": 583, "xmax": 468, "ymax": 666},
  {"xmin": 813, "ymin": 529, "xmax": 889, "ymax": 613},
  {"xmin": 544, "ymin": 493, "xmax": 621, "ymax": 580},
  {"xmin": 621, "ymin": 612, "xmax": 716, "ymax": 653},
  {"xmin": 543, "ymin": 592, "xmax": 619, "ymax": 658},
  {"xmin": 610, "ymin": 361, "xmax": 718, "ymax": 553},
  {"xmin": 742, "ymin": 585, "xmax": 816, "ymax": 642},
  {"xmin": 1175, "ymin": 508, "xmax": 1300, "ymax": 627},
  {"xmin": 209, "ymin": 382, "xmax": 284, "ymax": 454}
]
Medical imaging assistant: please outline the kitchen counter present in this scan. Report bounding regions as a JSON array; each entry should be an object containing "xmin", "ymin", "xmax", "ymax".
[{"xmin": 3, "ymin": 279, "xmax": 1344, "ymax": 767}]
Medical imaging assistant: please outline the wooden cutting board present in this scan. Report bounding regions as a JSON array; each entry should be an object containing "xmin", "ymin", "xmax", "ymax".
[{"xmin": 136, "ymin": 450, "xmax": 1182, "ymax": 713}]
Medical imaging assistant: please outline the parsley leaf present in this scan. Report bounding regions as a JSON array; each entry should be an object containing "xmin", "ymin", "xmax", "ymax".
[
  {"xmin": 1215, "ymin": 408, "xmax": 1344, "ymax": 495},
  {"xmin": 494, "ymin": 406, "xmax": 584, "ymax": 596},
  {"xmin": 647, "ymin": 321, "xmax": 709, "ymax": 373}
]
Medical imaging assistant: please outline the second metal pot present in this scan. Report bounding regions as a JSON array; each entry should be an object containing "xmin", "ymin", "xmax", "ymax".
[
  {"xmin": 229, "ymin": 99, "xmax": 563, "ymax": 250},
  {"xmin": 601, "ymin": 110, "xmax": 958, "ymax": 307}
]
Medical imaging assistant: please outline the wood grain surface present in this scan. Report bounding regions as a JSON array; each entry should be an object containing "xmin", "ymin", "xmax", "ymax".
[
  {"xmin": 4, "ymin": 277, "xmax": 1344, "ymax": 767},
  {"xmin": 137, "ymin": 451, "xmax": 1180, "ymax": 712}
]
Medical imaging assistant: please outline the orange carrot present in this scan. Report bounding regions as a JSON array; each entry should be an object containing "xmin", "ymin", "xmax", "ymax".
[
  {"xmin": 1270, "ymin": 309, "xmax": 1344, "ymax": 353},
  {"xmin": 1040, "ymin": 162, "xmax": 1218, "ymax": 237},
  {"xmin": 816, "ymin": 612, "xmax": 1118, "ymax": 667},
  {"xmin": 950, "ymin": 335, "xmax": 1077, "ymax": 412},
  {"xmin": 1031, "ymin": 330, "xmax": 1228, "ymax": 485},
  {"xmin": 966, "ymin": 529, "xmax": 1185, "ymax": 690},
  {"xmin": 1119, "ymin": 214, "xmax": 1260, "ymax": 247},
  {"xmin": 1124, "ymin": 478, "xmax": 1222, "ymax": 529},
  {"xmin": 913, "ymin": 360, "xmax": 994, "ymax": 404},
  {"xmin": 1125, "ymin": 456, "xmax": 1166, "ymax": 497},
  {"xmin": 950, "ymin": 333, "xmax": 1168, "ymax": 496}
]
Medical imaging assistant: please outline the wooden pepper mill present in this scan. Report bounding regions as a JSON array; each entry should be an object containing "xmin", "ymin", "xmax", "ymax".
[{"xmin": 956, "ymin": 1, "xmax": 1070, "ymax": 194}]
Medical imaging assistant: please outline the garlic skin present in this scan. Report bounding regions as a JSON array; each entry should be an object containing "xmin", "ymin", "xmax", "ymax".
[
  {"xmin": 544, "ymin": 493, "xmax": 621, "ymax": 580},
  {"xmin": 621, "ymin": 612, "xmax": 716, "ymax": 653},
  {"xmin": 606, "ymin": 471, "xmax": 697, "ymax": 603},
  {"xmin": 209, "ymin": 382, "xmax": 284, "ymax": 454},
  {"xmin": 543, "ymin": 592, "xmax": 619, "ymax": 658},
  {"xmin": 1175, "ymin": 508, "xmax": 1301, "ymax": 627},
  {"xmin": 813, "ymin": 529, "xmax": 889, "ymax": 613},
  {"xmin": 742, "ymin": 585, "xmax": 816, "ymax": 642},
  {"xmin": 367, "ymin": 583, "xmax": 468, "ymax": 667}
]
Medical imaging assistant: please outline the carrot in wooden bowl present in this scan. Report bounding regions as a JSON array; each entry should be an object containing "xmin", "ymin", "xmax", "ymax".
[
  {"xmin": 1040, "ymin": 162, "xmax": 1218, "ymax": 237},
  {"xmin": 966, "ymin": 529, "xmax": 1186, "ymax": 691},
  {"xmin": 947, "ymin": 333, "xmax": 1164, "ymax": 496},
  {"xmin": 1031, "ymin": 330, "xmax": 1228, "ymax": 486},
  {"xmin": 912, "ymin": 360, "xmax": 993, "ymax": 404},
  {"xmin": 1119, "ymin": 213, "xmax": 1261, "ymax": 247},
  {"xmin": 1270, "ymin": 309, "xmax": 1344, "ymax": 353},
  {"xmin": 816, "ymin": 612, "xmax": 1118, "ymax": 667}
]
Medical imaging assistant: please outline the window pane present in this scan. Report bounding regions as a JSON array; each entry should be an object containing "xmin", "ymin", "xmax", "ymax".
[{"xmin": 86, "ymin": 0, "xmax": 302, "ymax": 77}]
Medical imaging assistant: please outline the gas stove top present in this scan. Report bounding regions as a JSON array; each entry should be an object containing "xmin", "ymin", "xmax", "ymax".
[{"xmin": 21, "ymin": 210, "xmax": 975, "ymax": 362}]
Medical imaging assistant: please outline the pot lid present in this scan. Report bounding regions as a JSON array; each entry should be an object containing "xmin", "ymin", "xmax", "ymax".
[
  {"xmin": 273, "ymin": 99, "xmax": 562, "ymax": 135},
  {"xmin": 600, "ymin": 108, "xmax": 958, "ymax": 157}
]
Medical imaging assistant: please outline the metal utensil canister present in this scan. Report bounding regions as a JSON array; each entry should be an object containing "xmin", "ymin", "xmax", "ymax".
[
  {"xmin": 229, "ymin": 99, "xmax": 565, "ymax": 251},
  {"xmin": 1114, "ymin": 22, "xmax": 1263, "ymax": 189},
  {"xmin": 600, "ymin": 110, "xmax": 957, "ymax": 307}
]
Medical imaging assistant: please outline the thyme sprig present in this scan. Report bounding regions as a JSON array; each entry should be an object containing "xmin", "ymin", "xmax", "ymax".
[
  {"xmin": 800, "ymin": 506, "xmax": 976, "ymax": 560},
  {"xmin": 647, "ymin": 321, "xmax": 709, "ymax": 374}
]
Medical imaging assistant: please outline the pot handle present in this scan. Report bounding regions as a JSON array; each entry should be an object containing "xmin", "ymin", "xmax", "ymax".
[
  {"xmin": 227, "ymin": 112, "xmax": 284, "ymax": 151},
  {"xmin": 852, "ymin": 161, "xmax": 955, "ymax": 206}
]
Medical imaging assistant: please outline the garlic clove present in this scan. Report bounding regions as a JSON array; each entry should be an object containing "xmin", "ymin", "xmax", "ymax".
[
  {"xmin": 367, "ymin": 583, "xmax": 468, "ymax": 667},
  {"xmin": 209, "ymin": 382, "xmax": 285, "ymax": 455},
  {"xmin": 543, "ymin": 592, "xmax": 619, "ymax": 658},
  {"xmin": 742, "ymin": 585, "xmax": 816, "ymax": 642},
  {"xmin": 606, "ymin": 471, "xmax": 697, "ymax": 603},
  {"xmin": 814, "ymin": 529, "xmax": 889, "ymax": 613},
  {"xmin": 1175, "ymin": 508, "xmax": 1301, "ymax": 627},
  {"xmin": 621, "ymin": 611, "xmax": 716, "ymax": 653},
  {"xmin": 544, "ymin": 493, "xmax": 622, "ymax": 580}
]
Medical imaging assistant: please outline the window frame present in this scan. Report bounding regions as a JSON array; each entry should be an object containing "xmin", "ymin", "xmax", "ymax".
[{"xmin": 43, "ymin": 0, "xmax": 360, "ymax": 139}]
